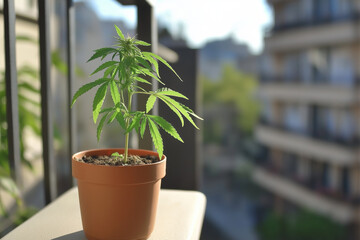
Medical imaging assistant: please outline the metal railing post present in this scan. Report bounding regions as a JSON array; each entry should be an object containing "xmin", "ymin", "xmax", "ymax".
[
  {"xmin": 38, "ymin": 0, "xmax": 57, "ymax": 204},
  {"xmin": 4, "ymin": 0, "xmax": 22, "ymax": 185},
  {"xmin": 66, "ymin": 0, "xmax": 76, "ymax": 189}
]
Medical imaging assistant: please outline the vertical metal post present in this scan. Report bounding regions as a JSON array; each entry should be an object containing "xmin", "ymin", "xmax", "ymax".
[
  {"xmin": 136, "ymin": 0, "xmax": 157, "ymax": 150},
  {"xmin": 38, "ymin": 0, "xmax": 57, "ymax": 203},
  {"xmin": 4, "ymin": 0, "xmax": 22, "ymax": 185},
  {"xmin": 66, "ymin": 0, "xmax": 76, "ymax": 188}
]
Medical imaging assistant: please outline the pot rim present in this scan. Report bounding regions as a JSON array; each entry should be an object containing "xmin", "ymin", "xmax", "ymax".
[
  {"xmin": 72, "ymin": 148, "xmax": 167, "ymax": 184},
  {"xmin": 72, "ymin": 148, "xmax": 166, "ymax": 168}
]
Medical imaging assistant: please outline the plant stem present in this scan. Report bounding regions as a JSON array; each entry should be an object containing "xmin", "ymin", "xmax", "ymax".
[{"xmin": 124, "ymin": 92, "xmax": 133, "ymax": 162}]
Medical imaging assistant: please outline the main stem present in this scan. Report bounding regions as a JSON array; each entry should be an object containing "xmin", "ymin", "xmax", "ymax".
[{"xmin": 124, "ymin": 92, "xmax": 132, "ymax": 162}]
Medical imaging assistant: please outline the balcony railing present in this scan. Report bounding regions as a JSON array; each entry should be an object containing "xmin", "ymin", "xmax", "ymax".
[
  {"xmin": 272, "ymin": 12, "xmax": 360, "ymax": 33},
  {"xmin": 253, "ymin": 165, "xmax": 356, "ymax": 224},
  {"xmin": 259, "ymin": 74, "xmax": 360, "ymax": 86},
  {"xmin": 256, "ymin": 124, "xmax": 357, "ymax": 165},
  {"xmin": 254, "ymin": 160, "xmax": 359, "ymax": 205},
  {"xmin": 2, "ymin": 0, "xmax": 157, "ymax": 204},
  {"xmin": 258, "ymin": 118, "xmax": 359, "ymax": 148}
]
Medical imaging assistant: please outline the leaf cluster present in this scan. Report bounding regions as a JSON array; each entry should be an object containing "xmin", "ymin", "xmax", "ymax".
[{"xmin": 72, "ymin": 25, "xmax": 202, "ymax": 159}]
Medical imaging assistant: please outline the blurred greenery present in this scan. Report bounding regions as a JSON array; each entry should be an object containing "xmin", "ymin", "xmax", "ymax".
[
  {"xmin": 0, "ymin": 35, "xmax": 79, "ymax": 230},
  {"xmin": 202, "ymin": 64, "xmax": 260, "ymax": 134},
  {"xmin": 0, "ymin": 35, "xmax": 42, "ymax": 226},
  {"xmin": 258, "ymin": 209, "xmax": 347, "ymax": 240}
]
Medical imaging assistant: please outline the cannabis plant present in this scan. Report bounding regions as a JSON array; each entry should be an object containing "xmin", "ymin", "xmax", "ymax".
[{"xmin": 72, "ymin": 26, "xmax": 201, "ymax": 161}]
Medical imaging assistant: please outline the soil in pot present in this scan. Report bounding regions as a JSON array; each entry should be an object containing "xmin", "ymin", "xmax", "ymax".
[{"xmin": 76, "ymin": 154, "xmax": 159, "ymax": 166}]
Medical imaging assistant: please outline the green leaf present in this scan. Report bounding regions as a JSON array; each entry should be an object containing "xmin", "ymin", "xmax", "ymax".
[
  {"xmin": 159, "ymin": 95, "xmax": 198, "ymax": 129},
  {"xmin": 110, "ymin": 80, "xmax": 120, "ymax": 104},
  {"xmin": 107, "ymin": 111, "xmax": 118, "ymax": 124},
  {"xmin": 116, "ymin": 113, "xmax": 126, "ymax": 129},
  {"xmin": 135, "ymin": 56, "xmax": 153, "ymax": 73},
  {"xmin": 100, "ymin": 107, "xmax": 114, "ymax": 114},
  {"xmin": 103, "ymin": 64, "xmax": 117, "ymax": 78},
  {"xmin": 18, "ymin": 65, "xmax": 39, "ymax": 79},
  {"xmin": 158, "ymin": 96, "xmax": 184, "ymax": 126},
  {"xmin": 111, "ymin": 152, "xmax": 121, "ymax": 157},
  {"xmin": 16, "ymin": 35, "xmax": 37, "ymax": 43},
  {"xmin": 126, "ymin": 113, "xmax": 143, "ymax": 133},
  {"xmin": 92, "ymin": 83, "xmax": 108, "ymax": 123},
  {"xmin": 140, "ymin": 68, "xmax": 164, "ymax": 85},
  {"xmin": 146, "ymin": 95, "xmax": 156, "ymax": 113},
  {"xmin": 156, "ymin": 88, "xmax": 188, "ymax": 99},
  {"xmin": 143, "ymin": 52, "xmax": 159, "ymax": 77},
  {"xmin": 140, "ymin": 117, "xmax": 147, "ymax": 138},
  {"xmin": 143, "ymin": 52, "xmax": 182, "ymax": 81},
  {"xmin": 97, "ymin": 112, "xmax": 109, "ymax": 141},
  {"xmin": 149, "ymin": 115, "xmax": 183, "ymax": 142},
  {"xmin": 135, "ymin": 40, "xmax": 151, "ymax": 46},
  {"xmin": 148, "ymin": 118, "xmax": 163, "ymax": 159},
  {"xmin": 180, "ymin": 103, "xmax": 203, "ymax": 120},
  {"xmin": 134, "ymin": 76, "xmax": 151, "ymax": 85},
  {"xmin": 91, "ymin": 61, "xmax": 118, "ymax": 76},
  {"xmin": 87, "ymin": 48, "xmax": 117, "ymax": 62},
  {"xmin": 114, "ymin": 25, "xmax": 125, "ymax": 40},
  {"xmin": 71, "ymin": 78, "xmax": 109, "ymax": 107},
  {"xmin": 18, "ymin": 82, "xmax": 39, "ymax": 94}
]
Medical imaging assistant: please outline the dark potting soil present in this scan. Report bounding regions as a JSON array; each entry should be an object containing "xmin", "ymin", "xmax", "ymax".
[{"xmin": 76, "ymin": 154, "xmax": 160, "ymax": 166}]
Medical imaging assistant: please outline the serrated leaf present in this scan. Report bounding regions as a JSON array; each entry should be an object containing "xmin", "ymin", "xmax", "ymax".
[
  {"xmin": 148, "ymin": 118, "xmax": 163, "ymax": 159},
  {"xmin": 134, "ymin": 76, "xmax": 151, "ymax": 85},
  {"xmin": 110, "ymin": 80, "xmax": 120, "ymax": 104},
  {"xmin": 91, "ymin": 61, "xmax": 118, "ymax": 76},
  {"xmin": 97, "ymin": 112, "xmax": 109, "ymax": 141},
  {"xmin": 136, "ymin": 56, "xmax": 152, "ymax": 72},
  {"xmin": 114, "ymin": 25, "xmax": 125, "ymax": 40},
  {"xmin": 157, "ymin": 88, "xmax": 188, "ymax": 99},
  {"xmin": 158, "ymin": 96, "xmax": 184, "ymax": 126},
  {"xmin": 143, "ymin": 52, "xmax": 159, "ymax": 77},
  {"xmin": 149, "ymin": 115, "xmax": 183, "ymax": 142},
  {"xmin": 92, "ymin": 83, "xmax": 108, "ymax": 123},
  {"xmin": 87, "ymin": 48, "xmax": 117, "ymax": 62},
  {"xmin": 140, "ymin": 117, "xmax": 147, "ymax": 138},
  {"xmin": 100, "ymin": 107, "xmax": 114, "ymax": 114},
  {"xmin": 126, "ymin": 113, "xmax": 143, "ymax": 133},
  {"xmin": 141, "ymin": 68, "xmax": 164, "ymax": 85},
  {"xmin": 103, "ymin": 64, "xmax": 117, "ymax": 78},
  {"xmin": 160, "ymin": 95, "xmax": 198, "ymax": 129},
  {"xmin": 135, "ymin": 40, "xmax": 151, "ymax": 46},
  {"xmin": 71, "ymin": 78, "xmax": 109, "ymax": 107},
  {"xmin": 180, "ymin": 103, "xmax": 203, "ymax": 120},
  {"xmin": 146, "ymin": 95, "xmax": 157, "ymax": 113},
  {"xmin": 107, "ymin": 111, "xmax": 118, "ymax": 124},
  {"xmin": 116, "ymin": 113, "xmax": 126, "ymax": 129},
  {"xmin": 143, "ymin": 52, "xmax": 182, "ymax": 81}
]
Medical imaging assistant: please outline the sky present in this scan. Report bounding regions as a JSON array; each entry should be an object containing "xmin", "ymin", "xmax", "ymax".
[{"xmin": 87, "ymin": 0, "xmax": 273, "ymax": 53}]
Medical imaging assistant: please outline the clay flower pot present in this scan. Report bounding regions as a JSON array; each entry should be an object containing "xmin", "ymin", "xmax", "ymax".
[{"xmin": 72, "ymin": 148, "xmax": 166, "ymax": 240}]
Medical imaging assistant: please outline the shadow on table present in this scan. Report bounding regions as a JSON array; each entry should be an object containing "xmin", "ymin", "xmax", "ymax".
[{"xmin": 52, "ymin": 230, "xmax": 87, "ymax": 240}]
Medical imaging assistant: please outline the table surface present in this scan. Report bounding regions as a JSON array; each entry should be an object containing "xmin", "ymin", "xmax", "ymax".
[{"xmin": 2, "ymin": 187, "xmax": 206, "ymax": 240}]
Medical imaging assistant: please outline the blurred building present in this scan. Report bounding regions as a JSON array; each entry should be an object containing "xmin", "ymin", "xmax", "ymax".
[
  {"xmin": 199, "ymin": 38, "xmax": 258, "ymax": 80},
  {"xmin": 255, "ymin": 0, "xmax": 360, "ymax": 237}
]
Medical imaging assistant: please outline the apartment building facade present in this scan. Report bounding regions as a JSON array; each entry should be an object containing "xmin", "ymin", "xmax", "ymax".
[{"xmin": 255, "ymin": 0, "xmax": 360, "ymax": 236}]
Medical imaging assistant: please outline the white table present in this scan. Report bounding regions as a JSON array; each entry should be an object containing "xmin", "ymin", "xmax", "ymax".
[{"xmin": 3, "ymin": 187, "xmax": 206, "ymax": 240}]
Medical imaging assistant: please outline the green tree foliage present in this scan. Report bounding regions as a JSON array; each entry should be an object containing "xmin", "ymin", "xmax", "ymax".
[
  {"xmin": 258, "ymin": 210, "xmax": 347, "ymax": 240},
  {"xmin": 202, "ymin": 64, "xmax": 259, "ymax": 134}
]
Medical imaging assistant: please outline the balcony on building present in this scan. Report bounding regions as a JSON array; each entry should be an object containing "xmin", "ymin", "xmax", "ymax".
[
  {"xmin": 265, "ymin": 0, "xmax": 360, "ymax": 52},
  {"xmin": 255, "ymin": 123, "xmax": 358, "ymax": 166},
  {"xmin": 252, "ymin": 165, "xmax": 356, "ymax": 224}
]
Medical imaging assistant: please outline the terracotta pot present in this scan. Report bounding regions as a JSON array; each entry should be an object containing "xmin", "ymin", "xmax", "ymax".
[{"xmin": 72, "ymin": 148, "xmax": 166, "ymax": 240}]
